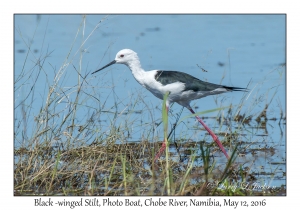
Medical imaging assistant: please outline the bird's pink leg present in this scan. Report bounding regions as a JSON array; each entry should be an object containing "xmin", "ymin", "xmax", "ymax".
[
  {"xmin": 188, "ymin": 108, "xmax": 229, "ymax": 159},
  {"xmin": 154, "ymin": 106, "xmax": 169, "ymax": 161},
  {"xmin": 154, "ymin": 142, "xmax": 166, "ymax": 161}
]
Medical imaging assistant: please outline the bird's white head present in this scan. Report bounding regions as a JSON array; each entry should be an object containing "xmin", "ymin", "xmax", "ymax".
[
  {"xmin": 92, "ymin": 49, "xmax": 139, "ymax": 74},
  {"xmin": 115, "ymin": 49, "xmax": 138, "ymax": 64}
]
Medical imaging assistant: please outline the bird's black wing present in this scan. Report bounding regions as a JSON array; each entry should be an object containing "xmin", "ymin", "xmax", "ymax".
[{"xmin": 155, "ymin": 70, "xmax": 245, "ymax": 92}]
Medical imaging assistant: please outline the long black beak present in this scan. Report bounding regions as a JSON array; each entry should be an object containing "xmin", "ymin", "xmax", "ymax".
[{"xmin": 91, "ymin": 60, "xmax": 116, "ymax": 74}]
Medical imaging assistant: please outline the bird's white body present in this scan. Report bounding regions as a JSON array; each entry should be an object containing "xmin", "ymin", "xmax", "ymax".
[{"xmin": 140, "ymin": 72, "xmax": 228, "ymax": 108}]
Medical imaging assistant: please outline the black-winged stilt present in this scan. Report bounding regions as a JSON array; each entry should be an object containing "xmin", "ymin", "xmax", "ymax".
[{"xmin": 92, "ymin": 49, "xmax": 246, "ymax": 161}]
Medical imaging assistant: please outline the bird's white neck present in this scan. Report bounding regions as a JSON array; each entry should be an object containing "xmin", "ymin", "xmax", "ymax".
[{"xmin": 125, "ymin": 59, "xmax": 146, "ymax": 85}]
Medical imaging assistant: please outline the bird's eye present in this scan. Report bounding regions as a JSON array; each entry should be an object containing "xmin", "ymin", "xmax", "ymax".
[{"xmin": 120, "ymin": 54, "xmax": 124, "ymax": 58}]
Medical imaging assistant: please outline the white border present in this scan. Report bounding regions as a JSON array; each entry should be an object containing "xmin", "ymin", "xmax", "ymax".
[{"xmin": 2, "ymin": 0, "xmax": 296, "ymax": 209}]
